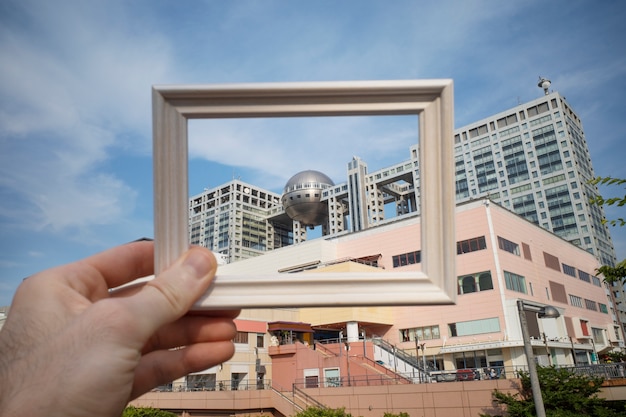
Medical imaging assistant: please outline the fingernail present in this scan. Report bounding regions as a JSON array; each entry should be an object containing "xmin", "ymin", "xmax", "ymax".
[
  {"xmin": 182, "ymin": 249, "xmax": 213, "ymax": 279},
  {"xmin": 131, "ymin": 237, "xmax": 154, "ymax": 242}
]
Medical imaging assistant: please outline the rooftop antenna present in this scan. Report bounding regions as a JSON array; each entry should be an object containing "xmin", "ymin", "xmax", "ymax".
[{"xmin": 537, "ymin": 76, "xmax": 551, "ymax": 95}]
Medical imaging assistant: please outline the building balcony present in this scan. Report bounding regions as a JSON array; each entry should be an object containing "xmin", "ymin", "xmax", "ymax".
[{"xmin": 268, "ymin": 344, "xmax": 297, "ymax": 356}]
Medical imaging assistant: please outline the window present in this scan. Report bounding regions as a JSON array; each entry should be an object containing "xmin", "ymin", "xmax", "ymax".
[
  {"xmin": 496, "ymin": 113, "xmax": 518, "ymax": 128},
  {"xmin": 578, "ymin": 270, "xmax": 591, "ymax": 283},
  {"xmin": 504, "ymin": 271, "xmax": 527, "ymax": 294},
  {"xmin": 234, "ymin": 332, "xmax": 249, "ymax": 344},
  {"xmin": 400, "ymin": 325, "xmax": 440, "ymax": 341},
  {"xmin": 512, "ymin": 193, "xmax": 538, "ymax": 224},
  {"xmin": 479, "ymin": 272, "xmax": 494, "ymax": 292},
  {"xmin": 448, "ymin": 317, "xmax": 500, "ymax": 337},
  {"xmin": 497, "ymin": 236, "xmax": 520, "ymax": 255},
  {"xmin": 599, "ymin": 303, "xmax": 608, "ymax": 314},
  {"xmin": 527, "ymin": 101, "xmax": 550, "ymax": 117},
  {"xmin": 469, "ymin": 124, "xmax": 489, "ymax": 138},
  {"xmin": 256, "ymin": 333, "xmax": 265, "ymax": 348},
  {"xmin": 511, "ymin": 183, "xmax": 532, "ymax": 194},
  {"xmin": 529, "ymin": 114, "xmax": 552, "ymax": 127},
  {"xmin": 592, "ymin": 328, "xmax": 605, "ymax": 344},
  {"xmin": 457, "ymin": 271, "xmax": 493, "ymax": 295},
  {"xmin": 562, "ymin": 263, "xmax": 577, "ymax": 277},
  {"xmin": 543, "ymin": 174, "xmax": 565, "ymax": 185},
  {"xmin": 456, "ymin": 236, "xmax": 487, "ymax": 254},
  {"xmin": 584, "ymin": 299, "xmax": 597, "ymax": 311},
  {"xmin": 305, "ymin": 375, "xmax": 319, "ymax": 388},
  {"xmin": 569, "ymin": 294, "xmax": 583, "ymax": 308},
  {"xmin": 460, "ymin": 275, "xmax": 476, "ymax": 294},
  {"xmin": 324, "ymin": 368, "xmax": 340, "ymax": 387},
  {"xmin": 392, "ymin": 250, "xmax": 421, "ymax": 268}
]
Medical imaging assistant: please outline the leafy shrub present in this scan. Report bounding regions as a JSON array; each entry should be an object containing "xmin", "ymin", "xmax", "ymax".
[
  {"xmin": 481, "ymin": 366, "xmax": 624, "ymax": 416},
  {"xmin": 294, "ymin": 407, "xmax": 352, "ymax": 417},
  {"xmin": 123, "ymin": 406, "xmax": 178, "ymax": 417}
]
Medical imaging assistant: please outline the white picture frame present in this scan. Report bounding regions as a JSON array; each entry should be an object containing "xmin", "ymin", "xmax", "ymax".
[{"xmin": 152, "ymin": 79, "xmax": 455, "ymax": 309}]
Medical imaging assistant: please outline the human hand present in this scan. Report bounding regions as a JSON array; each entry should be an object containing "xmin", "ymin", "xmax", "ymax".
[{"xmin": 0, "ymin": 241, "xmax": 239, "ymax": 417}]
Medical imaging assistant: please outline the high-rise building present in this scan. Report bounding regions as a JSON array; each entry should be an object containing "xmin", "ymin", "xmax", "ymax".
[
  {"xmin": 189, "ymin": 84, "xmax": 623, "ymax": 329},
  {"xmin": 189, "ymin": 180, "xmax": 293, "ymax": 263},
  {"xmin": 453, "ymin": 89, "xmax": 615, "ymax": 267}
]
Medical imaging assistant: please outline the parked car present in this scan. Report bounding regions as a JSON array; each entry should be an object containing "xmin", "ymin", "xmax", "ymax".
[{"xmin": 455, "ymin": 369, "xmax": 475, "ymax": 381}]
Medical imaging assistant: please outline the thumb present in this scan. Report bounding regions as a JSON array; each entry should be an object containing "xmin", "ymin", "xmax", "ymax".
[{"xmin": 123, "ymin": 247, "xmax": 217, "ymax": 339}]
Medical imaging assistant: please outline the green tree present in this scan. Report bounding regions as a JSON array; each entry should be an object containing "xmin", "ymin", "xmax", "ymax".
[
  {"xmin": 588, "ymin": 176, "xmax": 626, "ymax": 227},
  {"xmin": 600, "ymin": 350, "xmax": 626, "ymax": 363},
  {"xmin": 383, "ymin": 413, "xmax": 410, "ymax": 417},
  {"xmin": 123, "ymin": 406, "xmax": 178, "ymax": 417},
  {"xmin": 589, "ymin": 176, "xmax": 626, "ymax": 284},
  {"xmin": 295, "ymin": 408, "xmax": 410, "ymax": 417},
  {"xmin": 294, "ymin": 407, "xmax": 352, "ymax": 417},
  {"xmin": 597, "ymin": 259, "xmax": 626, "ymax": 285},
  {"xmin": 481, "ymin": 366, "xmax": 624, "ymax": 417}
]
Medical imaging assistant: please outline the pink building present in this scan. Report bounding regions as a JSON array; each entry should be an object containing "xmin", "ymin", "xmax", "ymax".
[
  {"xmin": 134, "ymin": 199, "xmax": 623, "ymax": 416},
  {"xmin": 226, "ymin": 199, "xmax": 620, "ymax": 380}
]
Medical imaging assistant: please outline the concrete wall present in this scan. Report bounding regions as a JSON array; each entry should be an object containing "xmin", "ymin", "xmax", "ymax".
[{"xmin": 131, "ymin": 379, "xmax": 519, "ymax": 417}]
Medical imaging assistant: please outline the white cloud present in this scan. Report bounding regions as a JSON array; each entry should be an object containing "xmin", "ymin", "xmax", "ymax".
[
  {"xmin": 0, "ymin": 127, "xmax": 135, "ymax": 231},
  {"xmin": 0, "ymin": 0, "xmax": 625, "ymax": 304},
  {"xmin": 188, "ymin": 114, "xmax": 416, "ymax": 190},
  {"xmin": 0, "ymin": 0, "xmax": 173, "ymax": 233}
]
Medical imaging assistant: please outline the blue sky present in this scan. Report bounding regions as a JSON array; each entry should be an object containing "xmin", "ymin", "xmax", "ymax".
[{"xmin": 1, "ymin": 0, "xmax": 625, "ymax": 306}]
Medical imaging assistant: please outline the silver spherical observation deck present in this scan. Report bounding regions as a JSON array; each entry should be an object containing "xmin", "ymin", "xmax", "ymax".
[{"xmin": 281, "ymin": 170, "xmax": 334, "ymax": 227}]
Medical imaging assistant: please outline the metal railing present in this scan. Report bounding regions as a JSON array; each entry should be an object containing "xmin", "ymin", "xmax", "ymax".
[
  {"xmin": 152, "ymin": 379, "xmax": 272, "ymax": 392},
  {"xmin": 430, "ymin": 363, "xmax": 626, "ymax": 383},
  {"xmin": 294, "ymin": 374, "xmax": 411, "ymax": 389},
  {"xmin": 293, "ymin": 385, "xmax": 327, "ymax": 409},
  {"xmin": 150, "ymin": 365, "xmax": 625, "ymax": 395},
  {"xmin": 372, "ymin": 337, "xmax": 435, "ymax": 373},
  {"xmin": 562, "ymin": 363, "xmax": 626, "ymax": 380}
]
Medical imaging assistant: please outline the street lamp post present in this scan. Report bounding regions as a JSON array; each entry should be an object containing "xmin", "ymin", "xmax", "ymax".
[
  {"xmin": 517, "ymin": 300, "xmax": 560, "ymax": 417},
  {"xmin": 414, "ymin": 337, "xmax": 420, "ymax": 382},
  {"xmin": 414, "ymin": 339, "xmax": 427, "ymax": 383},
  {"xmin": 420, "ymin": 343, "xmax": 427, "ymax": 382},
  {"xmin": 344, "ymin": 341, "xmax": 351, "ymax": 387}
]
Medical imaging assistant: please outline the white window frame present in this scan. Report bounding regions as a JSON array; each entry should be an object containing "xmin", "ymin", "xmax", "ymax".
[{"xmin": 152, "ymin": 79, "xmax": 456, "ymax": 309}]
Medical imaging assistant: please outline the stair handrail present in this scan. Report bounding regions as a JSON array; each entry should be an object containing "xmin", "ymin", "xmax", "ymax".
[
  {"xmin": 352, "ymin": 354, "xmax": 413, "ymax": 383},
  {"xmin": 293, "ymin": 384, "xmax": 327, "ymax": 410},
  {"xmin": 270, "ymin": 384, "xmax": 305, "ymax": 413},
  {"xmin": 314, "ymin": 341, "xmax": 337, "ymax": 357},
  {"xmin": 372, "ymin": 337, "xmax": 431, "ymax": 374}
]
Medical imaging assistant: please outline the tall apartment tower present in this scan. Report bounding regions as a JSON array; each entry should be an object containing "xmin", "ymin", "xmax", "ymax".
[
  {"xmin": 452, "ymin": 88, "xmax": 615, "ymax": 267},
  {"xmin": 189, "ymin": 179, "xmax": 292, "ymax": 263}
]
